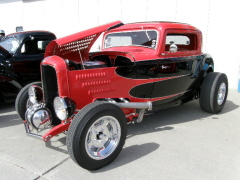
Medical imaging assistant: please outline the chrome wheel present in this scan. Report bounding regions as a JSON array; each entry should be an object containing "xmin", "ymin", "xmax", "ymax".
[
  {"xmin": 218, "ymin": 82, "xmax": 226, "ymax": 105},
  {"xmin": 85, "ymin": 116, "xmax": 121, "ymax": 160}
]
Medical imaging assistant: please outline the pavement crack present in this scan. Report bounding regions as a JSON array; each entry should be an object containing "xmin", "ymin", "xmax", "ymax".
[
  {"xmin": 1, "ymin": 156, "xmax": 70, "ymax": 180},
  {"xmin": 40, "ymin": 157, "xmax": 70, "ymax": 176},
  {"xmin": 0, "ymin": 157, "xmax": 41, "ymax": 177}
]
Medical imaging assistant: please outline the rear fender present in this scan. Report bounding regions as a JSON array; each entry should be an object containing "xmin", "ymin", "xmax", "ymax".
[{"xmin": 202, "ymin": 53, "xmax": 214, "ymax": 73}]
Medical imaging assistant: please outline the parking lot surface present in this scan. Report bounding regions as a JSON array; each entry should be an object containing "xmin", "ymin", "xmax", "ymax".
[{"xmin": 0, "ymin": 89, "xmax": 240, "ymax": 180}]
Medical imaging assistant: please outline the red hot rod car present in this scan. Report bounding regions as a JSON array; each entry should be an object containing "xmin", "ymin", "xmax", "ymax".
[{"xmin": 15, "ymin": 21, "xmax": 228, "ymax": 170}]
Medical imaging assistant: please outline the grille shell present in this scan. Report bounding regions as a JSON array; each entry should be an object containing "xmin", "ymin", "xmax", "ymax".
[{"xmin": 42, "ymin": 65, "xmax": 61, "ymax": 125}]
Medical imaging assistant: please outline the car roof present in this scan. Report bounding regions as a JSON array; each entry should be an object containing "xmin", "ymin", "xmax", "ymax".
[
  {"xmin": 108, "ymin": 21, "xmax": 200, "ymax": 32},
  {"xmin": 6, "ymin": 31, "xmax": 56, "ymax": 42}
]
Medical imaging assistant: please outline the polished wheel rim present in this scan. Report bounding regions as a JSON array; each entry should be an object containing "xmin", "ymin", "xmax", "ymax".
[
  {"xmin": 85, "ymin": 116, "xmax": 121, "ymax": 160},
  {"xmin": 218, "ymin": 82, "xmax": 226, "ymax": 105}
]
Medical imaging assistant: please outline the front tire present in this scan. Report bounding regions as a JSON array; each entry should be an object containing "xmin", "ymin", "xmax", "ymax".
[
  {"xmin": 67, "ymin": 101, "xmax": 127, "ymax": 170},
  {"xmin": 15, "ymin": 82, "xmax": 42, "ymax": 120},
  {"xmin": 200, "ymin": 72, "xmax": 228, "ymax": 113}
]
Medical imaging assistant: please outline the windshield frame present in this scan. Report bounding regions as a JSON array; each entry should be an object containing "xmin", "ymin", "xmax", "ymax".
[
  {"xmin": 0, "ymin": 36, "xmax": 20, "ymax": 54},
  {"xmin": 103, "ymin": 29, "xmax": 159, "ymax": 50}
]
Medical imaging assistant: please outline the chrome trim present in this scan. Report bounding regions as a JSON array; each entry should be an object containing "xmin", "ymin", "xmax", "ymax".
[
  {"xmin": 114, "ymin": 101, "xmax": 152, "ymax": 111},
  {"xmin": 54, "ymin": 97, "xmax": 68, "ymax": 120},
  {"xmin": 24, "ymin": 122, "xmax": 43, "ymax": 140},
  {"xmin": 218, "ymin": 82, "xmax": 226, "ymax": 105},
  {"xmin": 105, "ymin": 98, "xmax": 152, "ymax": 110},
  {"xmin": 126, "ymin": 113, "xmax": 136, "ymax": 117},
  {"xmin": 136, "ymin": 109, "xmax": 145, "ymax": 123},
  {"xmin": 105, "ymin": 98, "xmax": 152, "ymax": 123},
  {"xmin": 53, "ymin": 96, "xmax": 76, "ymax": 120}
]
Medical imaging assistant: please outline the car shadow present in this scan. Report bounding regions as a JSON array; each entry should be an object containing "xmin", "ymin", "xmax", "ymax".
[
  {"xmin": 92, "ymin": 142, "xmax": 160, "ymax": 172},
  {"xmin": 124, "ymin": 99, "xmax": 238, "ymax": 139},
  {"xmin": 45, "ymin": 136, "xmax": 68, "ymax": 154}
]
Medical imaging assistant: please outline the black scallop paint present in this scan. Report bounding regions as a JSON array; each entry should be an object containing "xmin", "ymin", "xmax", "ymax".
[{"xmin": 115, "ymin": 55, "xmax": 203, "ymax": 100}]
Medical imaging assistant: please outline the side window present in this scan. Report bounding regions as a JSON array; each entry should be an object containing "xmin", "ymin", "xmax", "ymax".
[
  {"xmin": 37, "ymin": 40, "xmax": 50, "ymax": 51},
  {"xmin": 21, "ymin": 39, "xmax": 51, "ymax": 55},
  {"xmin": 165, "ymin": 34, "xmax": 197, "ymax": 51}
]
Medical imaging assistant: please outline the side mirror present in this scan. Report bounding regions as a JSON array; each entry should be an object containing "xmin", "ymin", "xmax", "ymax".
[{"xmin": 169, "ymin": 44, "xmax": 178, "ymax": 53}]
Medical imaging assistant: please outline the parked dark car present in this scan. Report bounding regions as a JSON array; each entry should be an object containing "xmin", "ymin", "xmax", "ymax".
[{"xmin": 0, "ymin": 31, "xmax": 56, "ymax": 103}]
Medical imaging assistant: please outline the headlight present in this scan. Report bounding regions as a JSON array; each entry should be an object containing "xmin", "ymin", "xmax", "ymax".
[
  {"xmin": 28, "ymin": 85, "xmax": 43, "ymax": 104},
  {"xmin": 53, "ymin": 97, "xmax": 76, "ymax": 120}
]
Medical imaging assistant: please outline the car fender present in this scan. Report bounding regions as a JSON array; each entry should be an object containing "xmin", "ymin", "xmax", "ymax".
[
  {"xmin": 202, "ymin": 53, "xmax": 214, "ymax": 73},
  {"xmin": 0, "ymin": 74, "xmax": 22, "ymax": 103}
]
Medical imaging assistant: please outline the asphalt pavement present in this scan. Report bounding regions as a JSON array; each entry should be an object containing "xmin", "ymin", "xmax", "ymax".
[{"xmin": 0, "ymin": 89, "xmax": 240, "ymax": 180}]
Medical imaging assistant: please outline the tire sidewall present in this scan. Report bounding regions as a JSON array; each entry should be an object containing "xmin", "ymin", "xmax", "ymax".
[
  {"xmin": 200, "ymin": 72, "xmax": 228, "ymax": 113},
  {"xmin": 210, "ymin": 73, "xmax": 228, "ymax": 113}
]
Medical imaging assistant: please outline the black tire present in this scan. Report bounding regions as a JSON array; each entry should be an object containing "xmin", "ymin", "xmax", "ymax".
[
  {"xmin": 67, "ymin": 101, "xmax": 127, "ymax": 170},
  {"xmin": 200, "ymin": 72, "xmax": 228, "ymax": 113},
  {"xmin": 15, "ymin": 82, "xmax": 42, "ymax": 120},
  {"xmin": 0, "ymin": 93, "xmax": 5, "ymax": 105}
]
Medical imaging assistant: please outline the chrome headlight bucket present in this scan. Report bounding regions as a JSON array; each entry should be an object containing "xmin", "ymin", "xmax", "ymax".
[
  {"xmin": 28, "ymin": 85, "xmax": 43, "ymax": 104},
  {"xmin": 53, "ymin": 97, "xmax": 76, "ymax": 120},
  {"xmin": 31, "ymin": 108, "xmax": 52, "ymax": 130},
  {"xmin": 25, "ymin": 104, "xmax": 52, "ymax": 131}
]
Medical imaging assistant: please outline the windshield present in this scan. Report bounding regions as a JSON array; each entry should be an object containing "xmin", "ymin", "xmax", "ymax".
[
  {"xmin": 104, "ymin": 30, "xmax": 158, "ymax": 49},
  {"xmin": 0, "ymin": 36, "xmax": 19, "ymax": 54}
]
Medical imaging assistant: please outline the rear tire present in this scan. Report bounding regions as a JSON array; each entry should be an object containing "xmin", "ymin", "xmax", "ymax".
[
  {"xmin": 15, "ymin": 82, "xmax": 42, "ymax": 120},
  {"xmin": 199, "ymin": 72, "xmax": 228, "ymax": 113},
  {"xmin": 67, "ymin": 101, "xmax": 127, "ymax": 170}
]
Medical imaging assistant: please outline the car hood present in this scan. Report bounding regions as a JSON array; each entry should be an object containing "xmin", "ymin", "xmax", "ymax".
[
  {"xmin": 45, "ymin": 21, "xmax": 123, "ymax": 62},
  {"xmin": 0, "ymin": 46, "xmax": 11, "ymax": 62}
]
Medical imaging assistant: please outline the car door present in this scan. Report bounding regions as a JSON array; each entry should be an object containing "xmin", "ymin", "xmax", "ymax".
[
  {"xmin": 130, "ymin": 60, "xmax": 159, "ymax": 99},
  {"xmin": 13, "ymin": 35, "xmax": 54, "ymax": 85},
  {"xmin": 151, "ymin": 31, "xmax": 200, "ymax": 109}
]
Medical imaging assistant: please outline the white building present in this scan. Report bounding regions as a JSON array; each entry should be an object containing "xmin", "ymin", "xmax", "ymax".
[{"xmin": 1, "ymin": 0, "xmax": 240, "ymax": 89}]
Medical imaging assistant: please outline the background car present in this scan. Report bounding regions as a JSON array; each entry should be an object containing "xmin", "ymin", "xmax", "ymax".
[{"xmin": 0, "ymin": 31, "xmax": 56, "ymax": 103}]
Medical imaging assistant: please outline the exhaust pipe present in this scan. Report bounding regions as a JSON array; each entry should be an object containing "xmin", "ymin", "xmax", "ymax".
[
  {"xmin": 114, "ymin": 101, "xmax": 152, "ymax": 110},
  {"xmin": 106, "ymin": 98, "xmax": 152, "ymax": 123}
]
